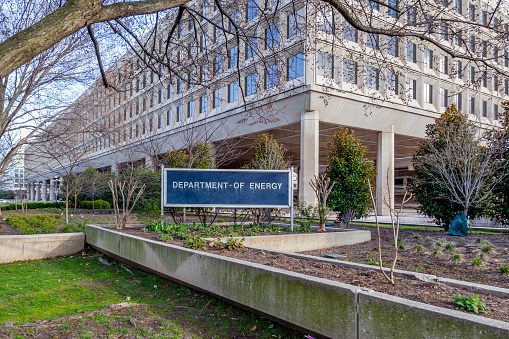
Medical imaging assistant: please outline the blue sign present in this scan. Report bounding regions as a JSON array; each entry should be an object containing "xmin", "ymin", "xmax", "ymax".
[{"xmin": 163, "ymin": 168, "xmax": 291, "ymax": 208}]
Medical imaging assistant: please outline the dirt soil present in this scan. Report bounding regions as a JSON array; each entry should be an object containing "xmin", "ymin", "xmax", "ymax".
[
  {"xmin": 0, "ymin": 221, "xmax": 19, "ymax": 235},
  {"xmin": 116, "ymin": 225, "xmax": 509, "ymax": 323}
]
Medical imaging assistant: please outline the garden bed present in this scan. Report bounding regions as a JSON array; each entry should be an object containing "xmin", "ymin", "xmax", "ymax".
[{"xmin": 113, "ymin": 224, "xmax": 509, "ymax": 323}]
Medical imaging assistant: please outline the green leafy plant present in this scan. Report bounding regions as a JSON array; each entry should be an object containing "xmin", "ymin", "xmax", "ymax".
[
  {"xmin": 499, "ymin": 265, "xmax": 509, "ymax": 275},
  {"xmin": 432, "ymin": 250, "xmax": 442, "ymax": 257},
  {"xmin": 412, "ymin": 245, "xmax": 423, "ymax": 252},
  {"xmin": 475, "ymin": 237, "xmax": 482, "ymax": 243},
  {"xmin": 452, "ymin": 294, "xmax": 490, "ymax": 314},
  {"xmin": 424, "ymin": 237, "xmax": 432, "ymax": 243},
  {"xmin": 208, "ymin": 238, "xmax": 224, "ymax": 249},
  {"xmin": 225, "ymin": 237, "xmax": 245, "ymax": 251},
  {"xmin": 451, "ymin": 254, "xmax": 462, "ymax": 261},
  {"xmin": 156, "ymin": 234, "xmax": 174, "ymax": 242},
  {"xmin": 412, "ymin": 234, "xmax": 421, "ymax": 240},
  {"xmin": 481, "ymin": 245, "xmax": 493, "ymax": 254},
  {"xmin": 183, "ymin": 235, "xmax": 207, "ymax": 250},
  {"xmin": 444, "ymin": 243, "xmax": 455, "ymax": 251},
  {"xmin": 471, "ymin": 258, "xmax": 483, "ymax": 267}
]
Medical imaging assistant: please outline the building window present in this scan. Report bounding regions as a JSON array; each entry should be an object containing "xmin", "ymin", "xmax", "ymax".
[
  {"xmin": 228, "ymin": 46, "xmax": 238, "ymax": 68},
  {"xmin": 265, "ymin": 63, "xmax": 279, "ymax": 88},
  {"xmin": 149, "ymin": 117, "xmax": 153, "ymax": 132},
  {"xmin": 167, "ymin": 110, "xmax": 172, "ymax": 125},
  {"xmin": 469, "ymin": 66, "xmax": 476, "ymax": 83},
  {"xmin": 158, "ymin": 88, "xmax": 163, "ymax": 104},
  {"xmin": 287, "ymin": 53, "xmax": 304, "ymax": 80},
  {"xmin": 455, "ymin": 0, "xmax": 462, "ymax": 14},
  {"xmin": 388, "ymin": 0, "xmax": 398, "ymax": 17},
  {"xmin": 343, "ymin": 59, "xmax": 357, "ymax": 84},
  {"xmin": 247, "ymin": 0, "xmax": 258, "ymax": 21},
  {"xmin": 454, "ymin": 93, "xmax": 462, "ymax": 110},
  {"xmin": 167, "ymin": 83, "xmax": 172, "ymax": 99},
  {"xmin": 494, "ymin": 104, "xmax": 499, "ymax": 120},
  {"xmin": 150, "ymin": 93, "xmax": 154, "ymax": 107},
  {"xmin": 368, "ymin": 0, "xmax": 379, "ymax": 10},
  {"xmin": 366, "ymin": 33, "xmax": 379, "ymax": 50},
  {"xmin": 214, "ymin": 55, "xmax": 222, "ymax": 75},
  {"xmin": 200, "ymin": 95, "xmax": 207, "ymax": 113},
  {"xmin": 469, "ymin": 35, "xmax": 475, "ymax": 52},
  {"xmin": 135, "ymin": 124, "xmax": 139, "ymax": 137},
  {"xmin": 158, "ymin": 114, "xmax": 162, "ymax": 129},
  {"xmin": 424, "ymin": 48, "xmax": 433, "ymax": 69},
  {"xmin": 424, "ymin": 83, "xmax": 433, "ymax": 104},
  {"xmin": 439, "ymin": 55, "xmax": 448, "ymax": 74},
  {"xmin": 143, "ymin": 121, "xmax": 146, "ymax": 134},
  {"xmin": 469, "ymin": 4, "xmax": 475, "ymax": 21},
  {"xmin": 387, "ymin": 36, "xmax": 398, "ymax": 57},
  {"xmin": 469, "ymin": 97, "xmax": 475, "ymax": 114},
  {"xmin": 494, "ymin": 76, "xmax": 499, "ymax": 92},
  {"xmin": 317, "ymin": 51, "xmax": 333, "ymax": 79},
  {"xmin": 406, "ymin": 78, "xmax": 416, "ymax": 99},
  {"xmin": 177, "ymin": 78, "xmax": 183, "ymax": 93},
  {"xmin": 214, "ymin": 88, "xmax": 222, "ymax": 108},
  {"xmin": 366, "ymin": 66, "xmax": 379, "ymax": 90},
  {"xmin": 343, "ymin": 21, "xmax": 357, "ymax": 42},
  {"xmin": 440, "ymin": 87, "xmax": 448, "ymax": 107},
  {"xmin": 407, "ymin": 42, "xmax": 416, "ymax": 63},
  {"xmin": 287, "ymin": 7, "xmax": 304, "ymax": 38},
  {"xmin": 506, "ymin": 79, "xmax": 509, "ymax": 95},
  {"xmin": 481, "ymin": 100, "xmax": 487, "ymax": 117},
  {"xmin": 265, "ymin": 24, "xmax": 279, "ymax": 49},
  {"xmin": 246, "ymin": 36, "xmax": 258, "ymax": 59},
  {"xmin": 188, "ymin": 101, "xmax": 195, "ymax": 118},
  {"xmin": 481, "ymin": 72, "xmax": 487, "ymax": 88},
  {"xmin": 189, "ymin": 71, "xmax": 195, "ymax": 88},
  {"xmin": 317, "ymin": 7, "xmax": 333, "ymax": 33},
  {"xmin": 387, "ymin": 72, "xmax": 398, "ymax": 95},
  {"xmin": 177, "ymin": 105, "xmax": 183, "ymax": 121},
  {"xmin": 228, "ymin": 82, "xmax": 238, "ymax": 102},
  {"xmin": 246, "ymin": 73, "xmax": 258, "ymax": 96}
]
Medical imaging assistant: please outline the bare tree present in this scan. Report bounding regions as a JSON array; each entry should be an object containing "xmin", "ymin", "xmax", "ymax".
[
  {"xmin": 369, "ymin": 175, "xmax": 413, "ymax": 285},
  {"xmin": 109, "ymin": 173, "xmax": 146, "ymax": 230},
  {"xmin": 309, "ymin": 173, "xmax": 334, "ymax": 231}
]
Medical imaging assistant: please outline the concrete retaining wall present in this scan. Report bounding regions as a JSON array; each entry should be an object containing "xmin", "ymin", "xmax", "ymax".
[
  {"xmin": 85, "ymin": 225, "xmax": 509, "ymax": 339},
  {"xmin": 0, "ymin": 233, "xmax": 85, "ymax": 264},
  {"xmin": 206, "ymin": 230, "xmax": 371, "ymax": 252}
]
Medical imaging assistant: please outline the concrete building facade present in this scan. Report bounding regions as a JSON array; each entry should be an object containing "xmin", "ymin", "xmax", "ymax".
[{"xmin": 24, "ymin": 0, "xmax": 507, "ymax": 214}]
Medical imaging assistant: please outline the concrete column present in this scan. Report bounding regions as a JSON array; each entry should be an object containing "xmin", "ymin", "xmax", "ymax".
[
  {"xmin": 145, "ymin": 156, "xmax": 154, "ymax": 170},
  {"xmin": 376, "ymin": 126, "xmax": 395, "ymax": 215},
  {"xmin": 35, "ymin": 183, "xmax": 41, "ymax": 202},
  {"xmin": 50, "ymin": 179, "xmax": 56, "ymax": 201},
  {"xmin": 30, "ymin": 184, "xmax": 35, "ymax": 201},
  {"xmin": 42, "ymin": 180, "xmax": 47, "ymax": 202},
  {"xmin": 299, "ymin": 110, "xmax": 319, "ymax": 206},
  {"xmin": 111, "ymin": 162, "xmax": 117, "ymax": 173}
]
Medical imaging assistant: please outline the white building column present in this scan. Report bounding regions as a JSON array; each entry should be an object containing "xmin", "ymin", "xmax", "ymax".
[
  {"xmin": 111, "ymin": 162, "xmax": 117, "ymax": 173},
  {"xmin": 145, "ymin": 156, "xmax": 154, "ymax": 170},
  {"xmin": 30, "ymin": 184, "xmax": 35, "ymax": 201},
  {"xmin": 376, "ymin": 125, "xmax": 395, "ymax": 215},
  {"xmin": 42, "ymin": 180, "xmax": 47, "ymax": 202},
  {"xmin": 49, "ymin": 179, "xmax": 56, "ymax": 201},
  {"xmin": 35, "ymin": 183, "xmax": 41, "ymax": 202},
  {"xmin": 299, "ymin": 110, "xmax": 319, "ymax": 206}
]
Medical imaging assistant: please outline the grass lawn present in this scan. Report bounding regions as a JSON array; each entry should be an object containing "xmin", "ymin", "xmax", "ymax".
[{"xmin": 0, "ymin": 250, "xmax": 301, "ymax": 338}]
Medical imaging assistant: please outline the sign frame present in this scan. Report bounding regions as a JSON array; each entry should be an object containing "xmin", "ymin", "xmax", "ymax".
[{"xmin": 161, "ymin": 167, "xmax": 293, "ymax": 209}]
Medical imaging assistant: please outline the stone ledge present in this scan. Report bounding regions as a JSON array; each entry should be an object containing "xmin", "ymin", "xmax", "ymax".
[
  {"xmin": 0, "ymin": 233, "xmax": 85, "ymax": 264},
  {"xmin": 85, "ymin": 225, "xmax": 509, "ymax": 338},
  {"xmin": 204, "ymin": 230, "xmax": 371, "ymax": 252}
]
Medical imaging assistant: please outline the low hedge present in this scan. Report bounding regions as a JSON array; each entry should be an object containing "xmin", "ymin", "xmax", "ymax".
[
  {"xmin": 81, "ymin": 200, "xmax": 111, "ymax": 209},
  {"xmin": 5, "ymin": 214, "xmax": 61, "ymax": 234},
  {"xmin": 0, "ymin": 202, "xmax": 64, "ymax": 211}
]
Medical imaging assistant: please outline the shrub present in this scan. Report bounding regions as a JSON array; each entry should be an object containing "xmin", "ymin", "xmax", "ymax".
[
  {"xmin": 451, "ymin": 254, "xmax": 462, "ymax": 261},
  {"xmin": 183, "ymin": 235, "xmax": 207, "ymax": 250},
  {"xmin": 412, "ymin": 245, "xmax": 423, "ymax": 252},
  {"xmin": 225, "ymin": 237, "xmax": 245, "ymax": 251},
  {"xmin": 81, "ymin": 200, "xmax": 111, "ymax": 209},
  {"xmin": 1, "ymin": 202, "xmax": 64, "ymax": 211},
  {"xmin": 452, "ymin": 294, "xmax": 490, "ymax": 314},
  {"xmin": 326, "ymin": 129, "xmax": 375, "ymax": 223}
]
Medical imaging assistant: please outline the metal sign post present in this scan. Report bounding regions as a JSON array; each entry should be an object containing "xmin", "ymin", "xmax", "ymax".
[
  {"xmin": 290, "ymin": 167, "xmax": 294, "ymax": 231},
  {"xmin": 160, "ymin": 165, "xmax": 164, "ymax": 225}
]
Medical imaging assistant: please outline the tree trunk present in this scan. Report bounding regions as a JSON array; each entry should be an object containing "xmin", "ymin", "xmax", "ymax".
[{"xmin": 319, "ymin": 221, "xmax": 326, "ymax": 231}]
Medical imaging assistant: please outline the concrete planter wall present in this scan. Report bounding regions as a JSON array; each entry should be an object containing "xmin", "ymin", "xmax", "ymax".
[
  {"xmin": 85, "ymin": 225, "xmax": 509, "ymax": 339},
  {"xmin": 206, "ymin": 229, "xmax": 371, "ymax": 252},
  {"xmin": 0, "ymin": 233, "xmax": 85, "ymax": 264}
]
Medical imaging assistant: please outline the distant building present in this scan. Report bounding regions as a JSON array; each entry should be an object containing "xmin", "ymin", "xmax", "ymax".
[{"xmin": 13, "ymin": 147, "xmax": 26, "ymax": 199}]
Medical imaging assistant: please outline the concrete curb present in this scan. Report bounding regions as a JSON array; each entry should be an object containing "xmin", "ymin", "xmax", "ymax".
[
  {"xmin": 85, "ymin": 225, "xmax": 509, "ymax": 338},
  {"xmin": 0, "ymin": 233, "xmax": 85, "ymax": 264}
]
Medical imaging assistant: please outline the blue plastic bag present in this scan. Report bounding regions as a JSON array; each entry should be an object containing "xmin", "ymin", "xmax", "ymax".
[{"xmin": 448, "ymin": 212, "xmax": 468, "ymax": 236}]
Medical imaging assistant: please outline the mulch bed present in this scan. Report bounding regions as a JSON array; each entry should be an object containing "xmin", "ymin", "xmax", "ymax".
[
  {"xmin": 0, "ymin": 221, "xmax": 20, "ymax": 235},
  {"xmin": 114, "ymin": 225, "xmax": 509, "ymax": 322}
]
